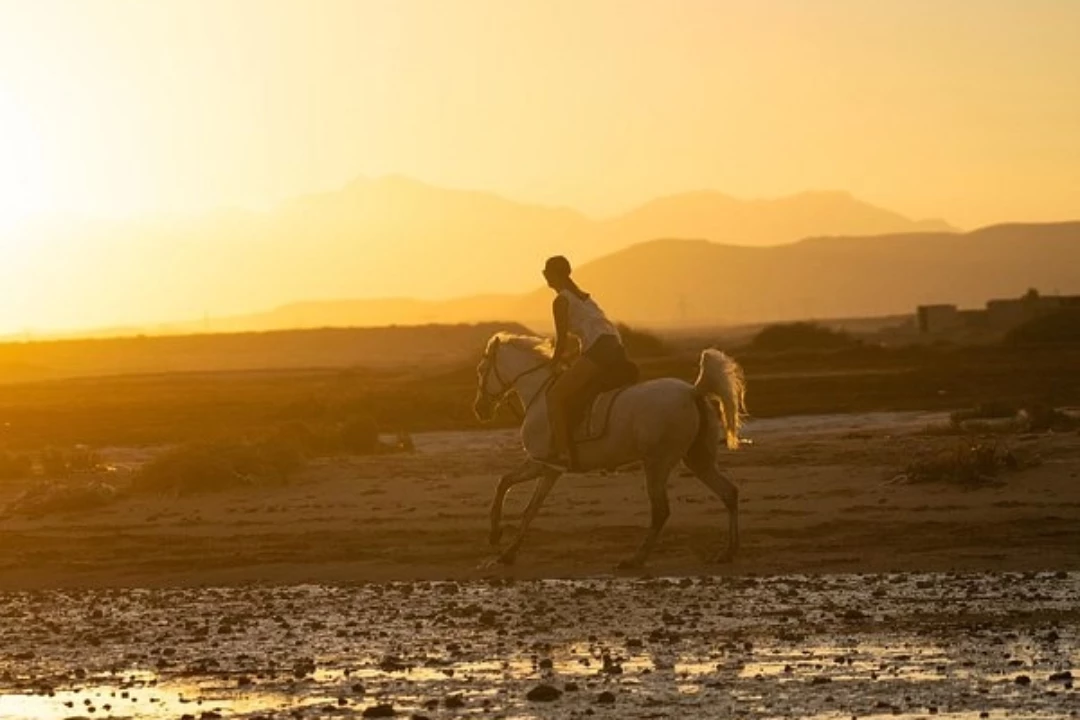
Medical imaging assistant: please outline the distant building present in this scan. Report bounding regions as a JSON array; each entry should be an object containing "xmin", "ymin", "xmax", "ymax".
[
  {"xmin": 916, "ymin": 304, "xmax": 960, "ymax": 334},
  {"xmin": 917, "ymin": 289, "xmax": 1080, "ymax": 337}
]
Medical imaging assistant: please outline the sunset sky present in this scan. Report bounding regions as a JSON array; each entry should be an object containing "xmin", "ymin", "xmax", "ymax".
[
  {"xmin": 0, "ymin": 0, "xmax": 1079, "ymax": 334},
  {"xmin": 2, "ymin": 0, "xmax": 1078, "ymax": 229}
]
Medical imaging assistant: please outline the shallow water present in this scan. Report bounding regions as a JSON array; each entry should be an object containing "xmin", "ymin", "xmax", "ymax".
[{"xmin": 0, "ymin": 572, "xmax": 1076, "ymax": 719}]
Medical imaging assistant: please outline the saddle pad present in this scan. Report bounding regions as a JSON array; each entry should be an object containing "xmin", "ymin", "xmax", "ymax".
[{"xmin": 572, "ymin": 386, "xmax": 629, "ymax": 443}]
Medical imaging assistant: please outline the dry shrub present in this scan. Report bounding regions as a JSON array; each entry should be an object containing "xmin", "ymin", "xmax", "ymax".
[
  {"xmin": 131, "ymin": 411, "xmax": 406, "ymax": 496},
  {"xmin": 269, "ymin": 421, "xmax": 336, "ymax": 458},
  {"xmin": 393, "ymin": 431, "xmax": 416, "ymax": 453},
  {"xmin": 39, "ymin": 446, "xmax": 106, "ymax": 477},
  {"xmin": 950, "ymin": 402, "xmax": 1017, "ymax": 427},
  {"xmin": 269, "ymin": 415, "xmax": 407, "ymax": 458},
  {"xmin": 1018, "ymin": 405, "xmax": 1079, "ymax": 432},
  {"xmin": 339, "ymin": 414, "xmax": 379, "ymax": 454},
  {"xmin": 132, "ymin": 440, "xmax": 304, "ymax": 496},
  {"xmin": 894, "ymin": 440, "xmax": 1033, "ymax": 488},
  {"xmin": 937, "ymin": 403, "xmax": 1079, "ymax": 435},
  {"xmin": 4, "ymin": 478, "xmax": 119, "ymax": 518},
  {"xmin": 616, "ymin": 323, "xmax": 668, "ymax": 357},
  {"xmin": 749, "ymin": 322, "xmax": 862, "ymax": 352},
  {"xmin": 0, "ymin": 451, "xmax": 32, "ymax": 481}
]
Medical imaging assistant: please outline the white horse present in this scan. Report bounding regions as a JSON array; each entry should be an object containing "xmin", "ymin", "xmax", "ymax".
[{"xmin": 473, "ymin": 332, "xmax": 746, "ymax": 569}]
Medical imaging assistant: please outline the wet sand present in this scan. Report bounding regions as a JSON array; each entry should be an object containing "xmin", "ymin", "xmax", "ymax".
[{"xmin": 0, "ymin": 572, "xmax": 1076, "ymax": 718}]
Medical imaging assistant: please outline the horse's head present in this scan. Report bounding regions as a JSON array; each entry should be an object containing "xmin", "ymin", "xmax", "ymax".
[
  {"xmin": 473, "ymin": 333, "xmax": 553, "ymax": 422},
  {"xmin": 472, "ymin": 336, "xmax": 507, "ymax": 422}
]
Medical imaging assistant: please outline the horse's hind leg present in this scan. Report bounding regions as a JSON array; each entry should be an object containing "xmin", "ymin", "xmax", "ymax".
[
  {"xmin": 494, "ymin": 469, "xmax": 560, "ymax": 565},
  {"xmin": 489, "ymin": 460, "xmax": 547, "ymax": 547},
  {"xmin": 618, "ymin": 456, "xmax": 678, "ymax": 570},
  {"xmin": 688, "ymin": 461, "xmax": 740, "ymax": 562}
]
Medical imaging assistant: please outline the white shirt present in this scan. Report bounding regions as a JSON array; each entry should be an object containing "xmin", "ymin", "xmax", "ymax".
[{"xmin": 559, "ymin": 288, "xmax": 620, "ymax": 350}]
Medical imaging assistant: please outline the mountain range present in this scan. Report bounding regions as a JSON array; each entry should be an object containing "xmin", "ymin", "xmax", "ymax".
[
  {"xmin": 10, "ymin": 176, "xmax": 1080, "ymax": 338},
  {"xmin": 5, "ymin": 221, "xmax": 1077, "ymax": 382},
  {"xmin": 189, "ymin": 221, "xmax": 1079, "ymax": 333},
  {"xmin": 8, "ymin": 176, "xmax": 956, "ymax": 334}
]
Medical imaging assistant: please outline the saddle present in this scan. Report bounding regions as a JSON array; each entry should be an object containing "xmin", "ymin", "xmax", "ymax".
[{"xmin": 566, "ymin": 358, "xmax": 640, "ymax": 443}]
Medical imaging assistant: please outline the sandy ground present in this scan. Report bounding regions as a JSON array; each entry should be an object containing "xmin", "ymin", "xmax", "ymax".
[
  {"xmin": 1, "ymin": 412, "xmax": 1079, "ymax": 718},
  {"xmin": 1, "ymin": 411, "xmax": 1079, "ymax": 588}
]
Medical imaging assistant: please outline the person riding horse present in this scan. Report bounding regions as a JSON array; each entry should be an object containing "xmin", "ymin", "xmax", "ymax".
[{"xmin": 541, "ymin": 255, "xmax": 630, "ymax": 471}]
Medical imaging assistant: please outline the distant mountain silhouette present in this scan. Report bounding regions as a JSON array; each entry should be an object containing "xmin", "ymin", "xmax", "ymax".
[
  {"xmin": 187, "ymin": 222, "xmax": 1080, "ymax": 332},
  {"xmin": 10, "ymin": 176, "xmax": 957, "ymax": 333},
  {"xmin": 271, "ymin": 175, "xmax": 596, "ymax": 298},
  {"xmin": 551, "ymin": 222, "xmax": 1080, "ymax": 326},
  {"xmin": 599, "ymin": 189, "xmax": 952, "ymax": 251}
]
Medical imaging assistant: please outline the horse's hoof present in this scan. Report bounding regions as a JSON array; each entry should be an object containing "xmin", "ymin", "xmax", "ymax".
[
  {"xmin": 488, "ymin": 527, "xmax": 503, "ymax": 547},
  {"xmin": 477, "ymin": 555, "xmax": 513, "ymax": 570},
  {"xmin": 479, "ymin": 550, "xmax": 517, "ymax": 567}
]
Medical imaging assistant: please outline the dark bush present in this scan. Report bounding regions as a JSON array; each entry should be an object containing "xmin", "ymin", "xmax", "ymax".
[
  {"xmin": 0, "ymin": 451, "xmax": 32, "ymax": 481},
  {"xmin": 394, "ymin": 431, "xmax": 415, "ymax": 453},
  {"xmin": 616, "ymin": 323, "xmax": 668, "ymax": 357},
  {"xmin": 39, "ymin": 447, "xmax": 105, "ymax": 478},
  {"xmin": 950, "ymin": 402, "xmax": 1018, "ymax": 427},
  {"xmin": 132, "ymin": 440, "xmax": 304, "ymax": 496},
  {"xmin": 339, "ymin": 414, "xmax": 380, "ymax": 454},
  {"xmin": 269, "ymin": 415, "xmax": 383, "ymax": 457},
  {"xmin": 946, "ymin": 402, "xmax": 1078, "ymax": 434},
  {"xmin": 4, "ymin": 479, "xmax": 119, "ymax": 518},
  {"xmin": 269, "ymin": 421, "xmax": 328, "ymax": 458},
  {"xmin": 749, "ymin": 322, "xmax": 862, "ymax": 352},
  {"xmin": 1005, "ymin": 309, "xmax": 1080, "ymax": 345},
  {"xmin": 1020, "ymin": 404, "xmax": 1079, "ymax": 432}
]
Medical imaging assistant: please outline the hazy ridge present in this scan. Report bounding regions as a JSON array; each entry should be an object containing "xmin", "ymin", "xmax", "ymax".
[
  {"xmin": 177, "ymin": 221, "xmax": 1080, "ymax": 332},
  {"xmin": 9, "ymin": 177, "xmax": 957, "ymax": 333}
]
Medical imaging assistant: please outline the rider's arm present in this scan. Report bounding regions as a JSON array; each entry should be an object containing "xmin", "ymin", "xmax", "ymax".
[{"xmin": 551, "ymin": 295, "xmax": 570, "ymax": 364}]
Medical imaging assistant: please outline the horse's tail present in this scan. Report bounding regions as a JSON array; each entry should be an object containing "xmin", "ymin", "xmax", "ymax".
[{"xmin": 694, "ymin": 349, "xmax": 746, "ymax": 451}]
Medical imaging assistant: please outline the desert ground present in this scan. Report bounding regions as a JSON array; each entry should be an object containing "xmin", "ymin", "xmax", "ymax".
[
  {"xmin": 2, "ymin": 337, "xmax": 1079, "ymax": 719},
  {"xmin": 2, "ymin": 410, "xmax": 1080, "ymax": 587},
  {"xmin": 1, "ymin": 409, "xmax": 1078, "ymax": 718}
]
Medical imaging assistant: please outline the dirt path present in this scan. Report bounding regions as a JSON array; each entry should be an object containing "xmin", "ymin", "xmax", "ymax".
[{"xmin": 1, "ymin": 411, "xmax": 1078, "ymax": 589}]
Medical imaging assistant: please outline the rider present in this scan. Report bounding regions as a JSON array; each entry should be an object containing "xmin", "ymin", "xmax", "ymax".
[{"xmin": 541, "ymin": 255, "xmax": 628, "ymax": 470}]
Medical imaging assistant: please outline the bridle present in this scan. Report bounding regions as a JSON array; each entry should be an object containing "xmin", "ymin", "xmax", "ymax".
[{"xmin": 478, "ymin": 341, "xmax": 553, "ymax": 418}]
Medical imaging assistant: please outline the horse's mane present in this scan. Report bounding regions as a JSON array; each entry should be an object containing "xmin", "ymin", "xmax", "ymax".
[{"xmin": 487, "ymin": 332, "xmax": 554, "ymax": 361}]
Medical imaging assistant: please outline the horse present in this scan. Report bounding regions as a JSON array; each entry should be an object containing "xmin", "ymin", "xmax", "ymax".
[{"xmin": 472, "ymin": 332, "xmax": 746, "ymax": 569}]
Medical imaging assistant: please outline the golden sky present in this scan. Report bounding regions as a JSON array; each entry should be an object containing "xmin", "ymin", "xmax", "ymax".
[
  {"xmin": 1, "ymin": 0, "xmax": 1079, "ymax": 336},
  {"xmin": 1, "ymin": 0, "xmax": 1078, "ymax": 231}
]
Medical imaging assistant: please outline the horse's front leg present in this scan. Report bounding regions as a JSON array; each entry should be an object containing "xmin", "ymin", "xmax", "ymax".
[
  {"xmin": 496, "ymin": 469, "xmax": 560, "ymax": 565},
  {"xmin": 488, "ymin": 459, "xmax": 547, "ymax": 547}
]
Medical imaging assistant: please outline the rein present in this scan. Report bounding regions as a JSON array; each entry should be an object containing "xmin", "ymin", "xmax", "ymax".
[{"xmin": 481, "ymin": 344, "xmax": 553, "ymax": 420}]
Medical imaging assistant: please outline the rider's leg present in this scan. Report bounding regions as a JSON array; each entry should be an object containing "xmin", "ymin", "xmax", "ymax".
[{"xmin": 547, "ymin": 357, "xmax": 598, "ymax": 466}]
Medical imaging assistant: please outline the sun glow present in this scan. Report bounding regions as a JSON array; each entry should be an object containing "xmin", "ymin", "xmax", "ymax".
[
  {"xmin": 0, "ymin": 1, "xmax": 1077, "ymax": 335},
  {"xmin": 0, "ymin": 92, "xmax": 51, "ymax": 230}
]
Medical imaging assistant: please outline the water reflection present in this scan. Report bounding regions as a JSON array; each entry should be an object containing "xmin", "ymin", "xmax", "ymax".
[{"xmin": 0, "ymin": 573, "xmax": 1075, "ymax": 719}]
